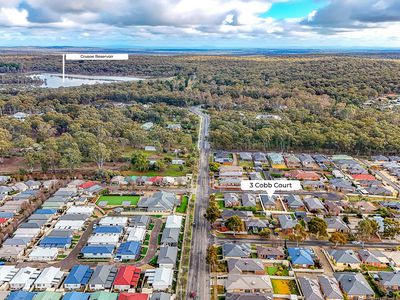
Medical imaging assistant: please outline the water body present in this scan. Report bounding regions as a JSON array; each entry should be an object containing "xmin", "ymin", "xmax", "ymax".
[{"xmin": 28, "ymin": 73, "xmax": 143, "ymax": 88}]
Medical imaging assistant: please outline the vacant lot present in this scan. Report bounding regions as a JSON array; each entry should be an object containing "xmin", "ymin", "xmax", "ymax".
[
  {"xmin": 96, "ymin": 195, "xmax": 140, "ymax": 206},
  {"xmin": 271, "ymin": 279, "xmax": 299, "ymax": 295}
]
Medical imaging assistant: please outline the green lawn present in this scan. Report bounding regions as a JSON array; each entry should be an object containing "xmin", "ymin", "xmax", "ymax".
[
  {"xmin": 96, "ymin": 195, "xmax": 140, "ymax": 206},
  {"xmin": 363, "ymin": 264, "xmax": 393, "ymax": 271},
  {"xmin": 216, "ymin": 200, "xmax": 225, "ymax": 209},
  {"xmin": 176, "ymin": 195, "xmax": 189, "ymax": 213},
  {"xmin": 266, "ymin": 265, "xmax": 289, "ymax": 276}
]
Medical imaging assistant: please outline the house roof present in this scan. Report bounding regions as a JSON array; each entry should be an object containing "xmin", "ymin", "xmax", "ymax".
[
  {"xmin": 117, "ymin": 241, "xmax": 141, "ymax": 256},
  {"xmin": 63, "ymin": 292, "xmax": 90, "ymax": 300},
  {"xmin": 260, "ymin": 194, "xmax": 276, "ymax": 207},
  {"xmin": 285, "ymin": 194, "xmax": 304, "ymax": 208},
  {"xmin": 358, "ymin": 249, "xmax": 389, "ymax": 264},
  {"xmin": 34, "ymin": 267, "xmax": 63, "ymax": 286},
  {"xmin": 328, "ymin": 250, "xmax": 360, "ymax": 264},
  {"xmin": 352, "ymin": 174, "xmax": 376, "ymax": 181},
  {"xmin": 227, "ymin": 258, "xmax": 264, "ymax": 273},
  {"xmin": 118, "ymin": 293, "xmax": 149, "ymax": 300},
  {"xmin": 222, "ymin": 210, "xmax": 253, "ymax": 219},
  {"xmin": 7, "ymin": 291, "xmax": 36, "ymax": 300},
  {"xmin": 277, "ymin": 215, "xmax": 298, "ymax": 229},
  {"xmin": 325, "ymin": 217, "xmax": 349, "ymax": 231},
  {"xmin": 113, "ymin": 266, "xmax": 141, "ymax": 287},
  {"xmin": 304, "ymin": 197, "xmax": 325, "ymax": 210},
  {"xmin": 137, "ymin": 191, "xmax": 178, "ymax": 211},
  {"xmin": 318, "ymin": 275, "xmax": 344, "ymax": 300},
  {"xmin": 165, "ymin": 215, "xmax": 183, "ymax": 229},
  {"xmin": 158, "ymin": 246, "xmax": 178, "ymax": 265},
  {"xmin": 299, "ymin": 277, "xmax": 324, "ymax": 300},
  {"xmin": 161, "ymin": 228, "xmax": 180, "ymax": 244},
  {"xmin": 89, "ymin": 265, "xmax": 117, "ymax": 288},
  {"xmin": 149, "ymin": 292, "xmax": 171, "ymax": 300},
  {"xmin": 222, "ymin": 243, "xmax": 251, "ymax": 258},
  {"xmin": 226, "ymin": 274, "xmax": 272, "ymax": 292},
  {"xmin": 94, "ymin": 226, "xmax": 124, "ymax": 234},
  {"xmin": 39, "ymin": 236, "xmax": 72, "ymax": 247},
  {"xmin": 256, "ymin": 246, "xmax": 285, "ymax": 257},
  {"xmin": 378, "ymin": 271, "xmax": 400, "ymax": 287},
  {"xmin": 33, "ymin": 292, "xmax": 62, "ymax": 300},
  {"xmin": 81, "ymin": 245, "xmax": 115, "ymax": 254},
  {"xmin": 89, "ymin": 291, "xmax": 118, "ymax": 300},
  {"xmin": 225, "ymin": 294, "xmax": 273, "ymax": 300},
  {"xmin": 153, "ymin": 267, "xmax": 173, "ymax": 287},
  {"xmin": 334, "ymin": 272, "xmax": 374, "ymax": 296},
  {"xmin": 288, "ymin": 248, "xmax": 314, "ymax": 265},
  {"xmin": 64, "ymin": 265, "xmax": 93, "ymax": 285},
  {"xmin": 242, "ymin": 194, "xmax": 257, "ymax": 207}
]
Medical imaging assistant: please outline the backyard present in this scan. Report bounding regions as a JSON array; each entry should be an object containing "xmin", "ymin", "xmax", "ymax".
[
  {"xmin": 266, "ymin": 265, "xmax": 289, "ymax": 276},
  {"xmin": 271, "ymin": 279, "xmax": 299, "ymax": 295},
  {"xmin": 176, "ymin": 195, "xmax": 189, "ymax": 213},
  {"xmin": 96, "ymin": 195, "xmax": 140, "ymax": 206}
]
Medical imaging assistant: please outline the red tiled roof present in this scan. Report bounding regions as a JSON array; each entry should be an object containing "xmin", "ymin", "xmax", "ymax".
[
  {"xmin": 118, "ymin": 293, "xmax": 148, "ymax": 300},
  {"xmin": 352, "ymin": 174, "xmax": 376, "ymax": 181},
  {"xmin": 0, "ymin": 218, "xmax": 9, "ymax": 224},
  {"xmin": 79, "ymin": 181, "xmax": 97, "ymax": 189},
  {"xmin": 149, "ymin": 176, "xmax": 163, "ymax": 182},
  {"xmin": 113, "ymin": 266, "xmax": 141, "ymax": 287}
]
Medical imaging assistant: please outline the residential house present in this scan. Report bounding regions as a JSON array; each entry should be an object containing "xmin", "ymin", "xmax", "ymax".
[
  {"xmin": 158, "ymin": 246, "xmax": 178, "ymax": 269},
  {"xmin": 277, "ymin": 215, "xmax": 298, "ymax": 233},
  {"xmin": 284, "ymin": 154, "xmax": 302, "ymax": 168},
  {"xmin": 113, "ymin": 266, "xmax": 141, "ymax": 291},
  {"xmin": 165, "ymin": 215, "xmax": 183, "ymax": 229},
  {"xmin": 253, "ymin": 152, "xmax": 267, "ymax": 163},
  {"xmin": 285, "ymin": 170, "xmax": 320, "ymax": 181},
  {"xmin": 227, "ymin": 259, "xmax": 265, "ymax": 275},
  {"xmin": 118, "ymin": 293, "xmax": 149, "ymax": 300},
  {"xmin": 219, "ymin": 166, "xmax": 243, "ymax": 177},
  {"xmin": 352, "ymin": 201, "xmax": 376, "ymax": 213},
  {"xmin": 242, "ymin": 194, "xmax": 257, "ymax": 207},
  {"xmin": 222, "ymin": 210, "xmax": 254, "ymax": 219},
  {"xmin": 325, "ymin": 201, "xmax": 343, "ymax": 216},
  {"xmin": 0, "ymin": 266, "xmax": 18, "ymax": 285},
  {"xmin": 302, "ymin": 180, "xmax": 325, "ymax": 190},
  {"xmin": 160, "ymin": 228, "xmax": 180, "ymax": 247},
  {"xmin": 89, "ymin": 265, "xmax": 118, "ymax": 291},
  {"xmin": 256, "ymin": 247, "xmax": 285, "ymax": 260},
  {"xmin": 34, "ymin": 267, "xmax": 64, "ymax": 290},
  {"xmin": 116, "ymin": 241, "xmax": 141, "ymax": 261},
  {"xmin": 222, "ymin": 243, "xmax": 251, "ymax": 259},
  {"xmin": 245, "ymin": 219, "xmax": 268, "ymax": 233},
  {"xmin": 126, "ymin": 227, "xmax": 146, "ymax": 243},
  {"xmin": 329, "ymin": 179, "xmax": 356, "ymax": 193},
  {"xmin": 377, "ymin": 271, "xmax": 400, "ymax": 291},
  {"xmin": 318, "ymin": 275, "xmax": 344, "ymax": 300},
  {"xmin": 358, "ymin": 249, "xmax": 389, "ymax": 268},
  {"xmin": 299, "ymin": 277, "xmax": 324, "ymax": 300},
  {"xmin": 130, "ymin": 216, "xmax": 151, "ymax": 228},
  {"xmin": 149, "ymin": 293, "xmax": 171, "ymax": 300},
  {"xmin": 89, "ymin": 291, "xmax": 118, "ymax": 300},
  {"xmin": 334, "ymin": 272, "xmax": 374, "ymax": 300},
  {"xmin": 225, "ymin": 274, "xmax": 272, "ymax": 294},
  {"xmin": 9, "ymin": 267, "xmax": 41, "ymax": 291},
  {"xmin": 152, "ymin": 267, "xmax": 173, "ymax": 291},
  {"xmin": 328, "ymin": 250, "xmax": 361, "ymax": 270},
  {"xmin": 304, "ymin": 197, "xmax": 325, "ymax": 212},
  {"xmin": 28, "ymin": 247, "xmax": 58, "ymax": 261},
  {"xmin": 219, "ymin": 178, "xmax": 242, "ymax": 188},
  {"xmin": 137, "ymin": 191, "xmax": 179, "ymax": 212},
  {"xmin": 259, "ymin": 194, "xmax": 276, "ymax": 210},
  {"xmin": 81, "ymin": 245, "xmax": 115, "ymax": 259},
  {"xmin": 288, "ymin": 248, "xmax": 315, "ymax": 267},
  {"xmin": 325, "ymin": 217, "xmax": 350, "ymax": 233},
  {"xmin": 64, "ymin": 265, "xmax": 93, "ymax": 290},
  {"xmin": 239, "ymin": 152, "xmax": 253, "ymax": 161},
  {"xmin": 285, "ymin": 195, "xmax": 304, "ymax": 210},
  {"xmin": 267, "ymin": 152, "xmax": 286, "ymax": 169},
  {"xmin": 225, "ymin": 293, "xmax": 273, "ymax": 300},
  {"xmin": 63, "ymin": 292, "xmax": 90, "ymax": 300}
]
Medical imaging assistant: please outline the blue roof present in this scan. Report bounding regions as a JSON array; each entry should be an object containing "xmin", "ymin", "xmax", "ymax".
[
  {"xmin": 116, "ymin": 241, "xmax": 141, "ymax": 256},
  {"xmin": 7, "ymin": 291, "xmax": 36, "ymax": 300},
  {"xmin": 40, "ymin": 237, "xmax": 72, "ymax": 248},
  {"xmin": 93, "ymin": 225, "xmax": 123, "ymax": 234},
  {"xmin": 64, "ymin": 265, "xmax": 93, "ymax": 285},
  {"xmin": 35, "ymin": 209, "xmax": 57, "ymax": 215},
  {"xmin": 62, "ymin": 292, "xmax": 90, "ymax": 300},
  {"xmin": 288, "ymin": 247, "xmax": 315, "ymax": 265},
  {"xmin": 0, "ymin": 212, "xmax": 14, "ymax": 218},
  {"xmin": 81, "ymin": 245, "xmax": 114, "ymax": 254}
]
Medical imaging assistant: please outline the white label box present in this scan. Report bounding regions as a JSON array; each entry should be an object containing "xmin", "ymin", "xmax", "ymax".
[
  {"xmin": 241, "ymin": 180, "xmax": 302, "ymax": 196},
  {"xmin": 65, "ymin": 54, "xmax": 129, "ymax": 61}
]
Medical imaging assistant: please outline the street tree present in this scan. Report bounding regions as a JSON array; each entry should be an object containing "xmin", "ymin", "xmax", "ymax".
[
  {"xmin": 225, "ymin": 216, "xmax": 245, "ymax": 236},
  {"xmin": 329, "ymin": 232, "xmax": 348, "ymax": 247},
  {"xmin": 357, "ymin": 219, "xmax": 379, "ymax": 241},
  {"xmin": 206, "ymin": 245, "xmax": 218, "ymax": 272},
  {"xmin": 205, "ymin": 201, "xmax": 221, "ymax": 225},
  {"xmin": 308, "ymin": 217, "xmax": 328, "ymax": 238},
  {"xmin": 383, "ymin": 218, "xmax": 400, "ymax": 240},
  {"xmin": 289, "ymin": 224, "xmax": 308, "ymax": 246},
  {"xmin": 131, "ymin": 152, "xmax": 149, "ymax": 172}
]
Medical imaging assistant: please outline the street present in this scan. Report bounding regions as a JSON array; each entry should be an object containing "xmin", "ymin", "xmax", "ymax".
[{"xmin": 187, "ymin": 106, "xmax": 211, "ymax": 300}]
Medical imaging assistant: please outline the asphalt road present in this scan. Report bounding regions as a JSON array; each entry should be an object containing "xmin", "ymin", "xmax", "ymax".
[{"xmin": 187, "ymin": 106, "xmax": 211, "ymax": 300}]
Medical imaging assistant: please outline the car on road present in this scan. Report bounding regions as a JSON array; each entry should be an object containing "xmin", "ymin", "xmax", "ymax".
[{"xmin": 352, "ymin": 241, "xmax": 361, "ymax": 245}]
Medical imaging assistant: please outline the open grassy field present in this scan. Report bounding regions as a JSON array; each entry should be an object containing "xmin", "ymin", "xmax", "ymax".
[{"xmin": 96, "ymin": 195, "xmax": 140, "ymax": 206}]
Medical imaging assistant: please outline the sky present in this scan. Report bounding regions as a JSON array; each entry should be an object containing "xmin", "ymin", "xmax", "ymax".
[{"xmin": 0, "ymin": 0, "xmax": 400, "ymax": 48}]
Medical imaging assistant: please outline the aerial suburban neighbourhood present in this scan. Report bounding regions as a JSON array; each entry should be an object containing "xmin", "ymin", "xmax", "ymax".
[{"xmin": 1, "ymin": 0, "xmax": 400, "ymax": 299}]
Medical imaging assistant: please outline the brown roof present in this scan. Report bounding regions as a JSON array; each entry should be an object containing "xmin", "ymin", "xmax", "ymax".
[{"xmin": 257, "ymin": 246, "xmax": 285, "ymax": 256}]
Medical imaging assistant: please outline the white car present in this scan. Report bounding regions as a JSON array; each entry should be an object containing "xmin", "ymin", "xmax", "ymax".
[{"xmin": 351, "ymin": 241, "xmax": 361, "ymax": 245}]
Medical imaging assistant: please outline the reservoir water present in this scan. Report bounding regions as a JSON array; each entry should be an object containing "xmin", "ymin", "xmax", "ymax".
[{"xmin": 28, "ymin": 73, "xmax": 143, "ymax": 88}]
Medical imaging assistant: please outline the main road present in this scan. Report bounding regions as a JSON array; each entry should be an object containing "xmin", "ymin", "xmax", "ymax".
[{"xmin": 187, "ymin": 106, "xmax": 211, "ymax": 300}]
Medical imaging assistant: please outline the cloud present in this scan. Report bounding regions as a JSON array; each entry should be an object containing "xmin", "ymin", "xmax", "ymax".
[{"xmin": 302, "ymin": 0, "xmax": 400, "ymax": 30}]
